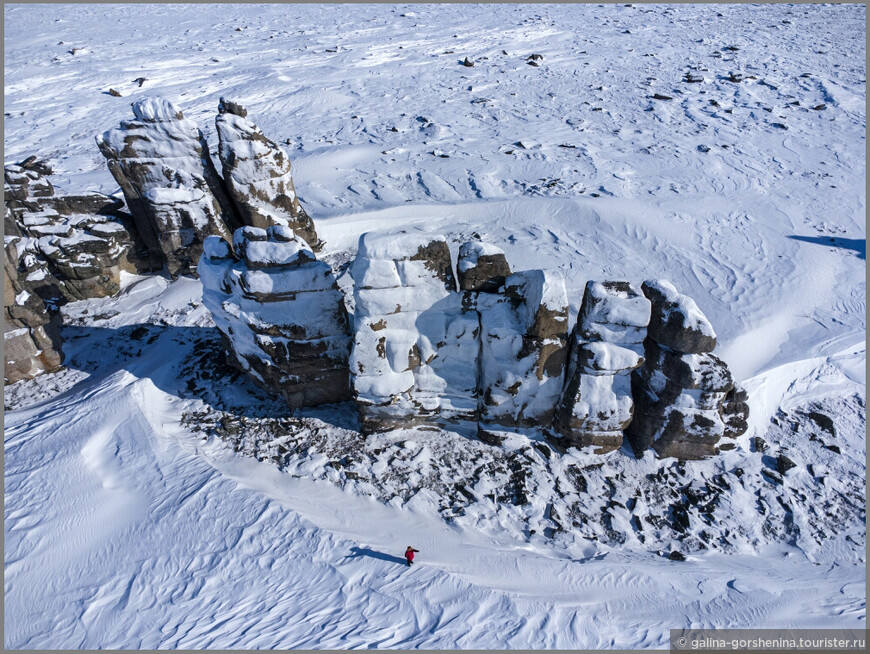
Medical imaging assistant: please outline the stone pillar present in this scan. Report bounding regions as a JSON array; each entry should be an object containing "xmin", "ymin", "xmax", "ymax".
[
  {"xmin": 625, "ymin": 279, "xmax": 739, "ymax": 460},
  {"xmin": 4, "ymin": 240, "xmax": 63, "ymax": 384},
  {"xmin": 198, "ymin": 225, "xmax": 350, "ymax": 407},
  {"xmin": 349, "ymin": 231, "xmax": 469, "ymax": 431},
  {"xmin": 553, "ymin": 281, "xmax": 650, "ymax": 453},
  {"xmin": 477, "ymin": 267, "xmax": 570, "ymax": 442},
  {"xmin": 97, "ymin": 97, "xmax": 239, "ymax": 277},
  {"xmin": 215, "ymin": 98, "xmax": 321, "ymax": 250}
]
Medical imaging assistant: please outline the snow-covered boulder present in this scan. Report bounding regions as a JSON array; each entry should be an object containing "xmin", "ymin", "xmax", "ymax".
[
  {"xmin": 457, "ymin": 240, "xmax": 511, "ymax": 292},
  {"xmin": 216, "ymin": 98, "xmax": 321, "ymax": 250},
  {"xmin": 642, "ymin": 279, "xmax": 716, "ymax": 354},
  {"xmin": 198, "ymin": 227, "xmax": 351, "ymax": 408},
  {"xmin": 350, "ymin": 231, "xmax": 478, "ymax": 431},
  {"xmin": 553, "ymin": 281, "xmax": 649, "ymax": 453},
  {"xmin": 4, "ymin": 240, "xmax": 63, "ymax": 384},
  {"xmin": 625, "ymin": 279, "xmax": 744, "ymax": 460},
  {"xmin": 477, "ymin": 268, "xmax": 570, "ymax": 439},
  {"xmin": 97, "ymin": 97, "xmax": 239, "ymax": 277}
]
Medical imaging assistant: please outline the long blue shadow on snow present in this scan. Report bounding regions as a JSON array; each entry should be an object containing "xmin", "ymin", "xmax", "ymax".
[
  {"xmin": 788, "ymin": 235, "xmax": 865, "ymax": 260},
  {"xmin": 55, "ymin": 323, "xmax": 360, "ymax": 430},
  {"xmin": 346, "ymin": 547, "xmax": 408, "ymax": 566}
]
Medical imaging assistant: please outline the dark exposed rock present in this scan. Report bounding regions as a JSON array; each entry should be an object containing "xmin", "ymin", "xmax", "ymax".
[
  {"xmin": 777, "ymin": 454, "xmax": 797, "ymax": 475},
  {"xmin": 642, "ymin": 279, "xmax": 717, "ymax": 354},
  {"xmin": 457, "ymin": 241, "xmax": 511, "ymax": 292},
  {"xmin": 808, "ymin": 411, "xmax": 836, "ymax": 436},
  {"xmin": 462, "ymin": 57, "xmax": 474, "ymax": 67},
  {"xmin": 720, "ymin": 385, "xmax": 749, "ymax": 438}
]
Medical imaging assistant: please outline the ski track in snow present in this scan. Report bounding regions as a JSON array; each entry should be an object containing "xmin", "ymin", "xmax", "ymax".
[{"xmin": 4, "ymin": 3, "xmax": 866, "ymax": 649}]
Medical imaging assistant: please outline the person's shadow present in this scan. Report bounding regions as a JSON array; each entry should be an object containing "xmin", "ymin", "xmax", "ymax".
[{"xmin": 346, "ymin": 546, "xmax": 408, "ymax": 566}]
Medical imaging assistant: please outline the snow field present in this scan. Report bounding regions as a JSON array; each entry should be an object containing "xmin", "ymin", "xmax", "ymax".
[{"xmin": 4, "ymin": 3, "xmax": 865, "ymax": 649}]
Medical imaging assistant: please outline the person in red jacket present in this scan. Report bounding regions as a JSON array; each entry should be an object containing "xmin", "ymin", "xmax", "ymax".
[{"xmin": 404, "ymin": 546, "xmax": 419, "ymax": 566}]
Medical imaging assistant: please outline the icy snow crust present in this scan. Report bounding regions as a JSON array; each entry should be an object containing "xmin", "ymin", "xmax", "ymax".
[{"xmin": 4, "ymin": 3, "xmax": 866, "ymax": 650}]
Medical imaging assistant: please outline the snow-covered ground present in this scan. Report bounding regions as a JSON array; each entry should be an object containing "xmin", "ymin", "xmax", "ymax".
[{"xmin": 4, "ymin": 3, "xmax": 865, "ymax": 649}]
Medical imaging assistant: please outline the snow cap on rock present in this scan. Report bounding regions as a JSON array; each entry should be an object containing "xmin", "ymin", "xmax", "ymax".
[
  {"xmin": 457, "ymin": 240, "xmax": 511, "ymax": 292},
  {"xmin": 131, "ymin": 96, "xmax": 185, "ymax": 123},
  {"xmin": 642, "ymin": 279, "xmax": 716, "ymax": 354}
]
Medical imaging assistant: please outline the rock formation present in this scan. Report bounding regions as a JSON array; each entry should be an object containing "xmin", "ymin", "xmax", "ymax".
[
  {"xmin": 4, "ymin": 239, "xmax": 63, "ymax": 384},
  {"xmin": 625, "ymin": 279, "xmax": 740, "ymax": 459},
  {"xmin": 197, "ymin": 227, "xmax": 745, "ymax": 460},
  {"xmin": 552, "ymin": 281, "xmax": 650, "ymax": 453},
  {"xmin": 348, "ymin": 236, "xmax": 569, "ymax": 439},
  {"xmin": 215, "ymin": 98, "xmax": 321, "ymax": 250},
  {"xmin": 97, "ymin": 97, "xmax": 240, "ymax": 277},
  {"xmin": 476, "ymin": 269, "xmax": 570, "ymax": 441},
  {"xmin": 198, "ymin": 226, "xmax": 350, "ymax": 407},
  {"xmin": 349, "ymin": 231, "xmax": 474, "ymax": 431},
  {"xmin": 4, "ymin": 160, "xmax": 159, "ymax": 303}
]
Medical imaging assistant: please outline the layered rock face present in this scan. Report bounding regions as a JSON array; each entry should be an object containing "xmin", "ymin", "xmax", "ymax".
[
  {"xmin": 349, "ymin": 236, "xmax": 569, "ymax": 437},
  {"xmin": 5, "ymin": 160, "xmax": 159, "ymax": 303},
  {"xmin": 97, "ymin": 97, "xmax": 239, "ymax": 277},
  {"xmin": 553, "ymin": 281, "xmax": 650, "ymax": 453},
  {"xmin": 198, "ymin": 226, "xmax": 350, "ymax": 407},
  {"xmin": 215, "ymin": 98, "xmax": 321, "ymax": 250},
  {"xmin": 625, "ymin": 279, "xmax": 742, "ymax": 459},
  {"xmin": 4, "ymin": 240, "xmax": 63, "ymax": 384},
  {"xmin": 199, "ymin": 227, "xmax": 746, "ymax": 459},
  {"xmin": 476, "ymin": 269, "xmax": 570, "ymax": 441},
  {"xmin": 350, "ymin": 232, "xmax": 475, "ymax": 431}
]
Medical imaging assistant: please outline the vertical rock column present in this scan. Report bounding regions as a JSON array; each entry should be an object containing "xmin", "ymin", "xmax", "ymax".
[
  {"xmin": 350, "ymin": 231, "xmax": 476, "ymax": 431},
  {"xmin": 4, "ymin": 240, "xmax": 63, "ymax": 384},
  {"xmin": 97, "ymin": 97, "xmax": 239, "ymax": 277},
  {"xmin": 477, "ymin": 267, "xmax": 570, "ymax": 442},
  {"xmin": 625, "ymin": 279, "xmax": 736, "ymax": 460},
  {"xmin": 215, "ymin": 98, "xmax": 321, "ymax": 250},
  {"xmin": 553, "ymin": 281, "xmax": 650, "ymax": 453},
  {"xmin": 198, "ymin": 225, "xmax": 350, "ymax": 407}
]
